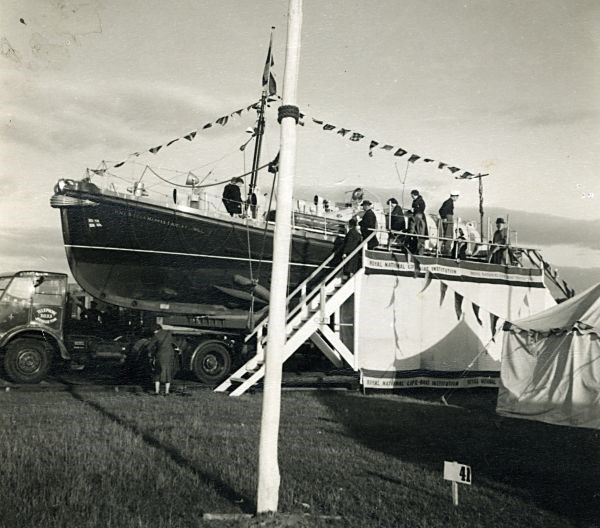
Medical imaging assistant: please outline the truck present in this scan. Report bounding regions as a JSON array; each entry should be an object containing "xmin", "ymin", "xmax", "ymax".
[{"xmin": 0, "ymin": 270, "xmax": 246, "ymax": 385}]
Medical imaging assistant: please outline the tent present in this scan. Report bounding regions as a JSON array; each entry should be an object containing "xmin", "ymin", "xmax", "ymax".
[{"xmin": 497, "ymin": 282, "xmax": 600, "ymax": 429}]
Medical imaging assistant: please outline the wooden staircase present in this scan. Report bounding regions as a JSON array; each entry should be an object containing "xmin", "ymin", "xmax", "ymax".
[{"xmin": 214, "ymin": 233, "xmax": 374, "ymax": 396}]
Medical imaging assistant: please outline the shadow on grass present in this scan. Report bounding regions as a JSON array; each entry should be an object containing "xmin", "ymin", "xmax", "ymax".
[
  {"xmin": 67, "ymin": 387, "xmax": 256, "ymax": 513},
  {"xmin": 317, "ymin": 390, "xmax": 600, "ymax": 526}
]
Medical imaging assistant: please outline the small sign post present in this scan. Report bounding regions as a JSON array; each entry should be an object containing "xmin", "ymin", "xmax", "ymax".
[{"xmin": 443, "ymin": 461, "xmax": 471, "ymax": 506}]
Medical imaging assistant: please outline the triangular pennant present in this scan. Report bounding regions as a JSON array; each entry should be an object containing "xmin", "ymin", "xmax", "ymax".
[
  {"xmin": 423, "ymin": 158, "xmax": 434, "ymax": 163},
  {"xmin": 438, "ymin": 162, "xmax": 448, "ymax": 170},
  {"xmin": 490, "ymin": 313, "xmax": 499, "ymax": 342},
  {"xmin": 523, "ymin": 294, "xmax": 529, "ymax": 307},
  {"xmin": 166, "ymin": 138, "xmax": 179, "ymax": 147},
  {"xmin": 408, "ymin": 154, "xmax": 420, "ymax": 163},
  {"xmin": 323, "ymin": 124, "xmax": 336, "ymax": 131},
  {"xmin": 447, "ymin": 166, "xmax": 460, "ymax": 173},
  {"xmin": 113, "ymin": 161, "xmax": 125, "ymax": 168},
  {"xmin": 234, "ymin": 109, "xmax": 243, "ymax": 117},
  {"xmin": 89, "ymin": 169, "xmax": 106, "ymax": 175},
  {"xmin": 246, "ymin": 104, "xmax": 254, "ymax": 111},
  {"xmin": 216, "ymin": 116, "xmax": 229, "ymax": 126},
  {"xmin": 183, "ymin": 131, "xmax": 197, "ymax": 141},
  {"xmin": 472, "ymin": 303, "xmax": 483, "ymax": 325},
  {"xmin": 419, "ymin": 271, "xmax": 432, "ymax": 294},
  {"xmin": 368, "ymin": 140, "xmax": 379, "ymax": 157},
  {"xmin": 312, "ymin": 118, "xmax": 324, "ymax": 125},
  {"xmin": 380, "ymin": 144, "xmax": 394, "ymax": 151},
  {"xmin": 337, "ymin": 128, "xmax": 350, "ymax": 136},
  {"xmin": 454, "ymin": 292, "xmax": 464, "ymax": 320},
  {"xmin": 394, "ymin": 148, "xmax": 407, "ymax": 157},
  {"xmin": 203, "ymin": 122, "xmax": 213, "ymax": 129},
  {"xmin": 149, "ymin": 145, "xmax": 162, "ymax": 154},
  {"xmin": 349, "ymin": 132, "xmax": 364, "ymax": 142},
  {"xmin": 458, "ymin": 171, "xmax": 473, "ymax": 179},
  {"xmin": 440, "ymin": 282, "xmax": 448, "ymax": 306}
]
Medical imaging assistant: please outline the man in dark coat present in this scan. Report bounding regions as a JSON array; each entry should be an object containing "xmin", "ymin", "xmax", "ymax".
[
  {"xmin": 490, "ymin": 217, "xmax": 510, "ymax": 265},
  {"xmin": 410, "ymin": 189, "xmax": 427, "ymax": 254},
  {"xmin": 147, "ymin": 324, "xmax": 179, "ymax": 395},
  {"xmin": 359, "ymin": 200, "xmax": 379, "ymax": 249},
  {"xmin": 342, "ymin": 218, "xmax": 363, "ymax": 276},
  {"xmin": 386, "ymin": 198, "xmax": 406, "ymax": 232},
  {"xmin": 438, "ymin": 190, "xmax": 459, "ymax": 255},
  {"xmin": 222, "ymin": 177, "xmax": 243, "ymax": 216},
  {"xmin": 331, "ymin": 226, "xmax": 347, "ymax": 267}
]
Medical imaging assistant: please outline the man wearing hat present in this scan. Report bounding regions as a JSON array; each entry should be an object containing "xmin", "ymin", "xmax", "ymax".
[
  {"xmin": 438, "ymin": 190, "xmax": 460, "ymax": 256},
  {"xmin": 490, "ymin": 217, "xmax": 509, "ymax": 264},
  {"xmin": 359, "ymin": 200, "xmax": 379, "ymax": 249},
  {"xmin": 222, "ymin": 177, "xmax": 244, "ymax": 216},
  {"xmin": 410, "ymin": 189, "xmax": 427, "ymax": 254}
]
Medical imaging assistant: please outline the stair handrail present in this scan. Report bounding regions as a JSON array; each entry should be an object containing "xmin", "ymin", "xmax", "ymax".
[
  {"xmin": 284, "ymin": 231, "xmax": 376, "ymax": 324},
  {"xmin": 523, "ymin": 249, "xmax": 574, "ymax": 299},
  {"xmin": 244, "ymin": 231, "xmax": 376, "ymax": 343}
]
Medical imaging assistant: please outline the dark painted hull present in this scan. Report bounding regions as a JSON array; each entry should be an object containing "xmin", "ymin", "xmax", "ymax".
[{"xmin": 52, "ymin": 183, "xmax": 334, "ymax": 315}]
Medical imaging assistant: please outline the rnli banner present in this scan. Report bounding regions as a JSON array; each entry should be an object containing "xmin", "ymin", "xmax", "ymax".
[
  {"xmin": 355, "ymin": 252, "xmax": 556, "ymax": 389},
  {"xmin": 361, "ymin": 372, "xmax": 499, "ymax": 389}
]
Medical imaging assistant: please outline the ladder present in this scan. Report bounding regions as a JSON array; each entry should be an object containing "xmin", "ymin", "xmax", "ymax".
[
  {"xmin": 525, "ymin": 249, "xmax": 575, "ymax": 300},
  {"xmin": 214, "ymin": 233, "xmax": 374, "ymax": 396}
]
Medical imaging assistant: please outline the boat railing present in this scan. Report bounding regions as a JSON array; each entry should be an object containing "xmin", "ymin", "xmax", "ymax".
[{"xmin": 371, "ymin": 226, "xmax": 542, "ymax": 266}]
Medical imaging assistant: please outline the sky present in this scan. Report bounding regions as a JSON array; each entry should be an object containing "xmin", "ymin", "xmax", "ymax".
[{"xmin": 1, "ymin": 0, "xmax": 599, "ymax": 288}]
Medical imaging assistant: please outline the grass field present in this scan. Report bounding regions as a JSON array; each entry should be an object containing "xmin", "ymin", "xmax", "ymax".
[{"xmin": 1, "ymin": 387, "xmax": 598, "ymax": 528}]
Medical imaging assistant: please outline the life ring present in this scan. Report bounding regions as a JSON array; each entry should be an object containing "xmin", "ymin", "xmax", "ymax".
[{"xmin": 351, "ymin": 188, "xmax": 364, "ymax": 201}]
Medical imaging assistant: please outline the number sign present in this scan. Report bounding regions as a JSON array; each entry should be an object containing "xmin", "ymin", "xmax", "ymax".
[{"xmin": 443, "ymin": 461, "xmax": 472, "ymax": 485}]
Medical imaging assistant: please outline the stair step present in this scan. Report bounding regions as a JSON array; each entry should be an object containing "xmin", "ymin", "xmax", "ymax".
[{"xmin": 230, "ymin": 376, "xmax": 250, "ymax": 384}]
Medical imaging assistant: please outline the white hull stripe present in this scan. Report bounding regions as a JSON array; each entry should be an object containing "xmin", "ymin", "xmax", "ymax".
[{"xmin": 65, "ymin": 244, "xmax": 321, "ymax": 268}]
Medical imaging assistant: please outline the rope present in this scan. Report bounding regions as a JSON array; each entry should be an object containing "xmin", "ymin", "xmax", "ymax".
[{"xmin": 143, "ymin": 163, "xmax": 270, "ymax": 188}]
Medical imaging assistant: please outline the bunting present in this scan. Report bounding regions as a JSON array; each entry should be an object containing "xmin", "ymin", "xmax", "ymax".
[
  {"xmin": 439, "ymin": 282, "xmax": 448, "ymax": 306},
  {"xmin": 490, "ymin": 313, "xmax": 499, "ymax": 342},
  {"xmin": 454, "ymin": 292, "xmax": 464, "ymax": 320},
  {"xmin": 96, "ymin": 99, "xmax": 260, "ymax": 170},
  {"xmin": 472, "ymin": 303, "xmax": 483, "ymax": 326},
  {"xmin": 368, "ymin": 140, "xmax": 379, "ymax": 157},
  {"xmin": 262, "ymin": 33, "xmax": 277, "ymax": 96},
  {"xmin": 418, "ymin": 271, "xmax": 432, "ymax": 294},
  {"xmin": 297, "ymin": 108, "xmax": 483, "ymax": 177}
]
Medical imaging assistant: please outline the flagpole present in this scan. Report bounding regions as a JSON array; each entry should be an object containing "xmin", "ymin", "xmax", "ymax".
[
  {"xmin": 249, "ymin": 27, "xmax": 275, "ymax": 217},
  {"xmin": 256, "ymin": 0, "xmax": 302, "ymax": 514}
]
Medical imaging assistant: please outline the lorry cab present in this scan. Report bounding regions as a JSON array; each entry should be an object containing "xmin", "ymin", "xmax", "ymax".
[{"xmin": 0, "ymin": 271, "xmax": 67, "ymax": 338}]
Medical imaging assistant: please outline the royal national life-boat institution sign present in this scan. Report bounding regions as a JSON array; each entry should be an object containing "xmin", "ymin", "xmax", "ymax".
[{"xmin": 363, "ymin": 251, "xmax": 545, "ymax": 289}]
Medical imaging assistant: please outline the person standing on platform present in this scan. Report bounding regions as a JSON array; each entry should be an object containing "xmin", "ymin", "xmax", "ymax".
[
  {"xmin": 147, "ymin": 324, "xmax": 179, "ymax": 396},
  {"xmin": 342, "ymin": 218, "xmax": 363, "ymax": 277},
  {"xmin": 490, "ymin": 217, "xmax": 510, "ymax": 265},
  {"xmin": 410, "ymin": 189, "xmax": 427, "ymax": 254},
  {"xmin": 222, "ymin": 177, "xmax": 243, "ymax": 216},
  {"xmin": 331, "ymin": 225, "xmax": 347, "ymax": 267},
  {"xmin": 359, "ymin": 200, "xmax": 379, "ymax": 249},
  {"xmin": 438, "ymin": 190, "xmax": 460, "ymax": 256}
]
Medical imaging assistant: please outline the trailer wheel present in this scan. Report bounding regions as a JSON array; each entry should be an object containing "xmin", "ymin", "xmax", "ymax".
[
  {"xmin": 191, "ymin": 341, "xmax": 232, "ymax": 386},
  {"xmin": 3, "ymin": 338, "xmax": 52, "ymax": 384}
]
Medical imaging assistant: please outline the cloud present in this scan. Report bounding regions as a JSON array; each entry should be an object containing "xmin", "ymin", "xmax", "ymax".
[
  {"xmin": 2, "ymin": 72, "xmax": 256, "ymax": 154},
  {"xmin": 500, "ymin": 104, "xmax": 600, "ymax": 128}
]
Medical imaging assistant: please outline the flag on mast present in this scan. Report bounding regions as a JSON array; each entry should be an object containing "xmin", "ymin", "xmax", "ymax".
[{"xmin": 262, "ymin": 31, "xmax": 277, "ymax": 96}]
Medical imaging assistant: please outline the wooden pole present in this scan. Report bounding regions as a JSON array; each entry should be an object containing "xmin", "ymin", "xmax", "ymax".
[{"xmin": 256, "ymin": 0, "xmax": 303, "ymax": 514}]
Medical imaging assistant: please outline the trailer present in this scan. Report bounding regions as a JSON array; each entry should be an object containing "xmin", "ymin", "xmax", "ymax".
[{"xmin": 0, "ymin": 271, "xmax": 248, "ymax": 384}]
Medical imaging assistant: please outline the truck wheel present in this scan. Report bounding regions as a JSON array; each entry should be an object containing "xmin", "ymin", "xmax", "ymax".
[
  {"xmin": 191, "ymin": 341, "xmax": 232, "ymax": 386},
  {"xmin": 4, "ymin": 338, "xmax": 52, "ymax": 384}
]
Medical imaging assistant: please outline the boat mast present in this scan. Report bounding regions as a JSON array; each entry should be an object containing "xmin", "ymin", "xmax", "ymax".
[
  {"xmin": 256, "ymin": 0, "xmax": 302, "ymax": 514},
  {"xmin": 248, "ymin": 28, "xmax": 275, "ymax": 217}
]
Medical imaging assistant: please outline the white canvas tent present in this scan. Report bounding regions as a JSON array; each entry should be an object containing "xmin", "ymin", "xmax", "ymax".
[{"xmin": 497, "ymin": 282, "xmax": 600, "ymax": 429}]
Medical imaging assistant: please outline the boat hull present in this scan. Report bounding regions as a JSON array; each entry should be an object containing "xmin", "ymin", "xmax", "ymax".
[{"xmin": 52, "ymin": 185, "xmax": 334, "ymax": 315}]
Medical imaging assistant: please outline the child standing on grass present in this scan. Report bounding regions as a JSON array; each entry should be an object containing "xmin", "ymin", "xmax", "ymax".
[{"xmin": 147, "ymin": 323, "xmax": 178, "ymax": 396}]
